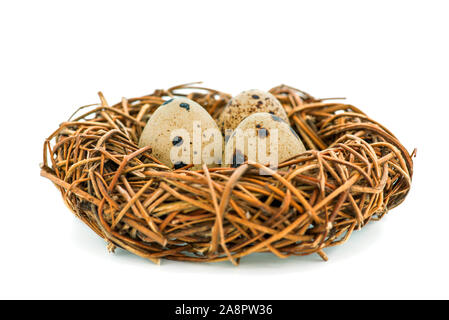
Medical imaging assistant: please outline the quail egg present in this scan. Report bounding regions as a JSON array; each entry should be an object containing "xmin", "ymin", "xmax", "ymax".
[
  {"xmin": 219, "ymin": 89, "xmax": 289, "ymax": 140},
  {"xmin": 139, "ymin": 98, "xmax": 222, "ymax": 169}
]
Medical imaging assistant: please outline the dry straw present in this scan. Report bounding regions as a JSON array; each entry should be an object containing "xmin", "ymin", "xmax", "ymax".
[{"xmin": 40, "ymin": 83, "xmax": 414, "ymax": 265}]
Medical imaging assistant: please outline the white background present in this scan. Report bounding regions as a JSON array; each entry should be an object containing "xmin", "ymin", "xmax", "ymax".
[{"xmin": 1, "ymin": 0, "xmax": 448, "ymax": 299}]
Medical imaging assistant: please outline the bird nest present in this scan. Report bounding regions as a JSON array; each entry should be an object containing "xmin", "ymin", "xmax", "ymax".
[{"xmin": 40, "ymin": 83, "xmax": 414, "ymax": 265}]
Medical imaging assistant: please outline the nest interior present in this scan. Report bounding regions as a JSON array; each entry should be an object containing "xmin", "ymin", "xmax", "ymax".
[{"xmin": 41, "ymin": 83, "xmax": 414, "ymax": 265}]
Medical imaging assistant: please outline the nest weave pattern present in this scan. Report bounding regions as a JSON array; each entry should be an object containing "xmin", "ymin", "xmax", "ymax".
[{"xmin": 41, "ymin": 83, "xmax": 414, "ymax": 264}]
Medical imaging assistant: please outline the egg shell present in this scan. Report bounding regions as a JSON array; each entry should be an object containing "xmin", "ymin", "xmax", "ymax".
[
  {"xmin": 138, "ymin": 97, "xmax": 222, "ymax": 170},
  {"xmin": 219, "ymin": 89, "xmax": 289, "ymax": 138},
  {"xmin": 224, "ymin": 112, "xmax": 306, "ymax": 168}
]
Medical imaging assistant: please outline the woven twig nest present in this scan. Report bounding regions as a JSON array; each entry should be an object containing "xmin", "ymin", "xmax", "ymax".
[{"xmin": 40, "ymin": 83, "xmax": 414, "ymax": 265}]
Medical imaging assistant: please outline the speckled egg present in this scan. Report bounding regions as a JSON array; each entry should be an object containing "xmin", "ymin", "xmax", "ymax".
[
  {"xmin": 139, "ymin": 98, "xmax": 222, "ymax": 170},
  {"xmin": 219, "ymin": 89, "xmax": 289, "ymax": 138},
  {"xmin": 224, "ymin": 112, "xmax": 306, "ymax": 168}
]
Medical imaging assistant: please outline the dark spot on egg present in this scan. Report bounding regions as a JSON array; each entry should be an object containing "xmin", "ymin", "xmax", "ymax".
[
  {"xmin": 271, "ymin": 114, "xmax": 285, "ymax": 123},
  {"xmin": 251, "ymin": 94, "xmax": 260, "ymax": 99},
  {"xmin": 257, "ymin": 100, "xmax": 263, "ymax": 107},
  {"xmin": 231, "ymin": 149, "xmax": 247, "ymax": 168},
  {"xmin": 162, "ymin": 98, "xmax": 173, "ymax": 105},
  {"xmin": 172, "ymin": 136, "xmax": 183, "ymax": 146},
  {"xmin": 174, "ymin": 161, "xmax": 187, "ymax": 170},
  {"xmin": 290, "ymin": 126, "xmax": 301, "ymax": 140},
  {"xmin": 258, "ymin": 128, "xmax": 269, "ymax": 138},
  {"xmin": 269, "ymin": 111, "xmax": 275, "ymax": 115},
  {"xmin": 255, "ymin": 124, "xmax": 261, "ymax": 129},
  {"xmin": 180, "ymin": 102, "xmax": 190, "ymax": 111}
]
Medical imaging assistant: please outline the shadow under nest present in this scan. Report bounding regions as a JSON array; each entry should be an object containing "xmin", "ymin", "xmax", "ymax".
[{"xmin": 40, "ymin": 83, "xmax": 414, "ymax": 265}]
